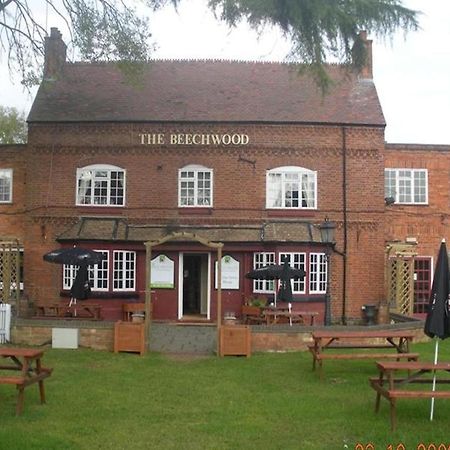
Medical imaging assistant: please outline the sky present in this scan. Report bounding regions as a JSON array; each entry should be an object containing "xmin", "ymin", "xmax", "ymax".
[{"xmin": 0, "ymin": 0, "xmax": 449, "ymax": 145}]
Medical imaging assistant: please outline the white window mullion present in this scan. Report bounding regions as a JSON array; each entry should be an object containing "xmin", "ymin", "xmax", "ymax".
[
  {"xmin": 0, "ymin": 169, "xmax": 13, "ymax": 203},
  {"xmin": 385, "ymin": 168, "xmax": 428, "ymax": 205},
  {"xmin": 253, "ymin": 252, "xmax": 275, "ymax": 293},
  {"xmin": 178, "ymin": 165, "xmax": 213, "ymax": 207},
  {"xmin": 76, "ymin": 165, "xmax": 125, "ymax": 207},
  {"xmin": 113, "ymin": 250, "xmax": 136, "ymax": 291},
  {"xmin": 309, "ymin": 253, "xmax": 327, "ymax": 294},
  {"xmin": 266, "ymin": 166, "xmax": 316, "ymax": 210},
  {"xmin": 279, "ymin": 252, "xmax": 306, "ymax": 294}
]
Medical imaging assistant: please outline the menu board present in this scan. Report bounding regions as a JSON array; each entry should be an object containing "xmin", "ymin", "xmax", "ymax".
[
  {"xmin": 215, "ymin": 255, "xmax": 239, "ymax": 290},
  {"xmin": 150, "ymin": 254, "xmax": 174, "ymax": 288}
]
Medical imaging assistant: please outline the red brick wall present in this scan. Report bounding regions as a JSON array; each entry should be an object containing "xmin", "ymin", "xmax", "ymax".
[
  {"xmin": 0, "ymin": 145, "xmax": 27, "ymax": 241},
  {"xmin": 385, "ymin": 144, "xmax": 450, "ymax": 260},
  {"xmin": 22, "ymin": 122, "xmax": 386, "ymax": 323}
]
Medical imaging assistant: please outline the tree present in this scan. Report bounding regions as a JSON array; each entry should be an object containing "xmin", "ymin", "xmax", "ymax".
[
  {"xmin": 208, "ymin": 0, "xmax": 420, "ymax": 90},
  {"xmin": 0, "ymin": 0, "xmax": 419, "ymax": 90},
  {"xmin": 0, "ymin": 106, "xmax": 27, "ymax": 144}
]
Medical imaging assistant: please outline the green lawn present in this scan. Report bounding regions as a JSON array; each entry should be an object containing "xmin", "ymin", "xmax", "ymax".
[{"xmin": 1, "ymin": 342, "xmax": 450, "ymax": 450}]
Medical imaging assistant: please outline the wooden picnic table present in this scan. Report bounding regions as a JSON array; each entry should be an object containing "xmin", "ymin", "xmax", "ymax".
[
  {"xmin": 370, "ymin": 360, "xmax": 450, "ymax": 431},
  {"xmin": 0, "ymin": 347, "xmax": 53, "ymax": 415},
  {"xmin": 263, "ymin": 308, "xmax": 318, "ymax": 326},
  {"xmin": 36, "ymin": 303, "xmax": 102, "ymax": 320},
  {"xmin": 309, "ymin": 330, "xmax": 419, "ymax": 379}
]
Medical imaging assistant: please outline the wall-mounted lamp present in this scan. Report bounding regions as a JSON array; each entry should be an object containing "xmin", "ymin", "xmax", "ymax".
[
  {"xmin": 384, "ymin": 196, "xmax": 395, "ymax": 206},
  {"xmin": 319, "ymin": 218, "xmax": 336, "ymax": 244}
]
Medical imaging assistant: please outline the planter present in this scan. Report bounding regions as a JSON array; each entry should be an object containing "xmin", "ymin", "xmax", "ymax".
[
  {"xmin": 219, "ymin": 325, "xmax": 251, "ymax": 357},
  {"xmin": 114, "ymin": 321, "xmax": 146, "ymax": 355}
]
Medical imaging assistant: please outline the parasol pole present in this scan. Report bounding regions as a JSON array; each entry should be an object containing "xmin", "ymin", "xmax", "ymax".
[{"xmin": 430, "ymin": 338, "xmax": 439, "ymax": 420}]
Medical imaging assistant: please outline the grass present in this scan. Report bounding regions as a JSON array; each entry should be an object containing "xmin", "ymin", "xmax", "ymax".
[{"xmin": 1, "ymin": 342, "xmax": 450, "ymax": 449}]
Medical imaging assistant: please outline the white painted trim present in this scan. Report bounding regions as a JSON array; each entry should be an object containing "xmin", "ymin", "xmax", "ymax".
[{"xmin": 178, "ymin": 253, "xmax": 184, "ymax": 320}]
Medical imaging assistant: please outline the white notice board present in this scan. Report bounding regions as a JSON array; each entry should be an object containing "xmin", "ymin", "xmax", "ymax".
[{"xmin": 150, "ymin": 254, "xmax": 175, "ymax": 288}]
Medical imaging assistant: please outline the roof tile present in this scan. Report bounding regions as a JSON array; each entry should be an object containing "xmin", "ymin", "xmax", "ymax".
[{"xmin": 28, "ymin": 60, "xmax": 385, "ymax": 126}]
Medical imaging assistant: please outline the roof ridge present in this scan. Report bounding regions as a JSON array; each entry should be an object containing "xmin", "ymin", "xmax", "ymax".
[{"xmin": 67, "ymin": 59, "xmax": 347, "ymax": 68}]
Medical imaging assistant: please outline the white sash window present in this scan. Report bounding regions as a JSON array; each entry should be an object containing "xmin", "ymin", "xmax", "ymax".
[{"xmin": 266, "ymin": 166, "xmax": 317, "ymax": 209}]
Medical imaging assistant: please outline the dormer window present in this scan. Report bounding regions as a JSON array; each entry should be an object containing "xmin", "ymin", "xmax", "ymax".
[{"xmin": 76, "ymin": 165, "xmax": 125, "ymax": 206}]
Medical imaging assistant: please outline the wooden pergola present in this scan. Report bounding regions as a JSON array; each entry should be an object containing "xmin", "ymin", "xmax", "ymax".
[{"xmin": 144, "ymin": 232, "xmax": 224, "ymax": 355}]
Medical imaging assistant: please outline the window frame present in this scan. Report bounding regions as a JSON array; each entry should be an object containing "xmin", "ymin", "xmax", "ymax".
[
  {"xmin": 63, "ymin": 250, "xmax": 137, "ymax": 293},
  {"xmin": 278, "ymin": 252, "xmax": 306, "ymax": 294},
  {"xmin": 266, "ymin": 166, "xmax": 317, "ymax": 210},
  {"xmin": 178, "ymin": 164, "xmax": 213, "ymax": 208},
  {"xmin": 113, "ymin": 250, "xmax": 136, "ymax": 292},
  {"xmin": 76, "ymin": 164, "xmax": 126, "ymax": 207},
  {"xmin": 309, "ymin": 253, "xmax": 327, "ymax": 294},
  {"xmin": 384, "ymin": 168, "xmax": 428, "ymax": 205},
  {"xmin": 88, "ymin": 250, "xmax": 109, "ymax": 291},
  {"xmin": 251, "ymin": 251, "xmax": 327, "ymax": 296},
  {"xmin": 0, "ymin": 169, "xmax": 13, "ymax": 203},
  {"xmin": 63, "ymin": 250, "xmax": 109, "ymax": 292},
  {"xmin": 253, "ymin": 252, "xmax": 275, "ymax": 293}
]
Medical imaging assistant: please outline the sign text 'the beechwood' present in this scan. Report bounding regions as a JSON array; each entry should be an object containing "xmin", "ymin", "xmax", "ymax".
[{"xmin": 138, "ymin": 133, "xmax": 249, "ymax": 146}]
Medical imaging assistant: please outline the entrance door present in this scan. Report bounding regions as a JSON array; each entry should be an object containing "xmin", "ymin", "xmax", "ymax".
[{"xmin": 181, "ymin": 253, "xmax": 209, "ymax": 318}]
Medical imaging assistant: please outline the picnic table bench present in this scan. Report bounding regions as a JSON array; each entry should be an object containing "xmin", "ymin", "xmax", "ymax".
[
  {"xmin": 370, "ymin": 360, "xmax": 450, "ymax": 431},
  {"xmin": 308, "ymin": 330, "xmax": 419, "ymax": 379},
  {"xmin": 0, "ymin": 347, "xmax": 53, "ymax": 415}
]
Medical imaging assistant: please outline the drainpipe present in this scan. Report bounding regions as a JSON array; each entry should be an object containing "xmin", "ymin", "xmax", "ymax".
[{"xmin": 341, "ymin": 127, "xmax": 348, "ymax": 325}]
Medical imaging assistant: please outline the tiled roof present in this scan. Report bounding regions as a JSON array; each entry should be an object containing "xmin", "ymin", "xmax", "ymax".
[
  {"xmin": 28, "ymin": 60, "xmax": 385, "ymax": 126},
  {"xmin": 56, "ymin": 218, "xmax": 323, "ymax": 244}
]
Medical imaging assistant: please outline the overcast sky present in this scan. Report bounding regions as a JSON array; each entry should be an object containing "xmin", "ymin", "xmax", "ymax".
[{"xmin": 0, "ymin": 0, "xmax": 448, "ymax": 145}]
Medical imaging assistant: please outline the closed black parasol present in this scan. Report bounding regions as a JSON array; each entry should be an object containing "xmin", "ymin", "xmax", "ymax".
[
  {"xmin": 424, "ymin": 239, "xmax": 450, "ymax": 420},
  {"xmin": 245, "ymin": 257, "xmax": 305, "ymax": 304},
  {"xmin": 70, "ymin": 263, "xmax": 91, "ymax": 301},
  {"xmin": 43, "ymin": 247, "xmax": 104, "ymax": 308}
]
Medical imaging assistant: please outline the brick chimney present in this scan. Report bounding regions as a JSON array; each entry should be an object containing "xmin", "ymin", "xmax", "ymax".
[
  {"xmin": 43, "ymin": 28, "xmax": 67, "ymax": 80},
  {"xmin": 358, "ymin": 30, "xmax": 373, "ymax": 79}
]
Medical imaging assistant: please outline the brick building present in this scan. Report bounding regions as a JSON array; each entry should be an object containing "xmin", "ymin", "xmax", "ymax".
[
  {"xmin": 384, "ymin": 143, "xmax": 450, "ymax": 316},
  {"xmin": 2, "ymin": 28, "xmax": 445, "ymax": 324}
]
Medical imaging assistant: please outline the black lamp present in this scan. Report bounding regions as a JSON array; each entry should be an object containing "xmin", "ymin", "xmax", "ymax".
[{"xmin": 319, "ymin": 219, "xmax": 336, "ymax": 244}]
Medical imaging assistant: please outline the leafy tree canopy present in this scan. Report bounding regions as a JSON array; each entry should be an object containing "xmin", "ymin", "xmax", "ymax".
[
  {"xmin": 0, "ymin": 106, "xmax": 27, "ymax": 144},
  {"xmin": 0, "ymin": 0, "xmax": 419, "ymax": 90},
  {"xmin": 208, "ymin": 0, "xmax": 420, "ymax": 89}
]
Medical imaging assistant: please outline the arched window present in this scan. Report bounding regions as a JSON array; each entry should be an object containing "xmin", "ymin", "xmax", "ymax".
[
  {"xmin": 178, "ymin": 164, "xmax": 213, "ymax": 207},
  {"xmin": 76, "ymin": 164, "xmax": 125, "ymax": 206},
  {"xmin": 266, "ymin": 166, "xmax": 317, "ymax": 209}
]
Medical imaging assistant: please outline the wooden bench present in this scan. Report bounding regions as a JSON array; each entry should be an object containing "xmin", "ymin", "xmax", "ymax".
[
  {"xmin": 309, "ymin": 330, "xmax": 417, "ymax": 379},
  {"xmin": 0, "ymin": 348, "xmax": 53, "ymax": 415},
  {"xmin": 370, "ymin": 361, "xmax": 450, "ymax": 430},
  {"xmin": 308, "ymin": 346, "xmax": 419, "ymax": 362}
]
